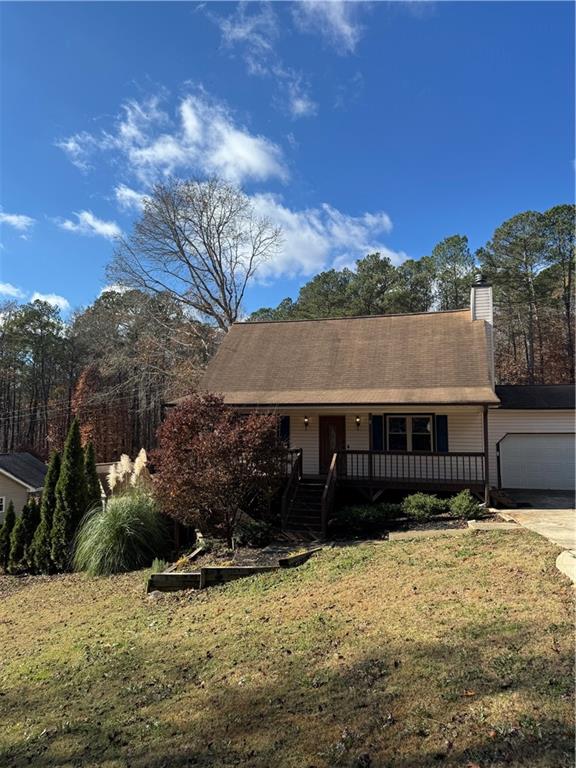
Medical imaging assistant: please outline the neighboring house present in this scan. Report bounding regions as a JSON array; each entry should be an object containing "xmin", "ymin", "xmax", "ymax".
[
  {"xmin": 176, "ymin": 277, "xmax": 574, "ymax": 534},
  {"xmin": 0, "ymin": 452, "xmax": 47, "ymax": 522}
]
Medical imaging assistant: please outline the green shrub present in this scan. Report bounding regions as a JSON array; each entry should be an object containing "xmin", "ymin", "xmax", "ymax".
[
  {"xmin": 0, "ymin": 500, "xmax": 16, "ymax": 571},
  {"xmin": 402, "ymin": 493, "xmax": 447, "ymax": 522},
  {"xmin": 330, "ymin": 503, "xmax": 401, "ymax": 537},
  {"xmin": 234, "ymin": 517, "xmax": 273, "ymax": 548},
  {"xmin": 448, "ymin": 489, "xmax": 482, "ymax": 520},
  {"xmin": 73, "ymin": 492, "xmax": 169, "ymax": 576}
]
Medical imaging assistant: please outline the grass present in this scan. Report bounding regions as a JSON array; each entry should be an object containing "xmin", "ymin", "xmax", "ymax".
[
  {"xmin": 73, "ymin": 492, "xmax": 169, "ymax": 575},
  {"xmin": 0, "ymin": 530, "xmax": 573, "ymax": 768}
]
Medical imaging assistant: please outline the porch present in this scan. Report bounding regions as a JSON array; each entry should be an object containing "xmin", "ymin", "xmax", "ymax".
[{"xmin": 279, "ymin": 406, "xmax": 492, "ymax": 537}]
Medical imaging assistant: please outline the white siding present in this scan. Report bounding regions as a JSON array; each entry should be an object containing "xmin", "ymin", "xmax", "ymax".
[
  {"xmin": 286, "ymin": 410, "xmax": 320, "ymax": 475},
  {"xmin": 470, "ymin": 284, "xmax": 494, "ymax": 385},
  {"xmin": 470, "ymin": 285, "xmax": 493, "ymax": 325},
  {"xmin": 446, "ymin": 411, "xmax": 482, "ymax": 452},
  {"xmin": 282, "ymin": 407, "xmax": 485, "ymax": 480},
  {"xmin": 488, "ymin": 409, "xmax": 575, "ymax": 488},
  {"xmin": 0, "ymin": 475, "xmax": 30, "ymax": 521}
]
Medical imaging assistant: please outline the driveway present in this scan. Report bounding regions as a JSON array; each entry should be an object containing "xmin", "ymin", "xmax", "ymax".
[{"xmin": 499, "ymin": 491, "xmax": 576, "ymax": 582}]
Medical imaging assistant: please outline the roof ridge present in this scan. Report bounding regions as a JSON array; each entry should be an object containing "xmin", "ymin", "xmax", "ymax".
[{"xmin": 240, "ymin": 308, "xmax": 469, "ymax": 325}]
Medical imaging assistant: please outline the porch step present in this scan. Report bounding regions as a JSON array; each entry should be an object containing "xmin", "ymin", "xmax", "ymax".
[{"xmin": 285, "ymin": 478, "xmax": 325, "ymax": 532}]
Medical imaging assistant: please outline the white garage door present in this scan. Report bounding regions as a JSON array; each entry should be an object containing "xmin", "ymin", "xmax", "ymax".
[{"xmin": 499, "ymin": 433, "xmax": 575, "ymax": 490}]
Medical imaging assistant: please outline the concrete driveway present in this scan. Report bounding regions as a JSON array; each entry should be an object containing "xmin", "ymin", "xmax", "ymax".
[{"xmin": 499, "ymin": 491, "xmax": 576, "ymax": 582}]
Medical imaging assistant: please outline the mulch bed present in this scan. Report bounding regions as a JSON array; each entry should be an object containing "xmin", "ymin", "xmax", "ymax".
[{"xmin": 171, "ymin": 543, "xmax": 312, "ymax": 572}]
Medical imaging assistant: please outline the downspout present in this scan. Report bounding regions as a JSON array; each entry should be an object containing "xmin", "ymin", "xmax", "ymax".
[{"xmin": 482, "ymin": 405, "xmax": 491, "ymax": 507}]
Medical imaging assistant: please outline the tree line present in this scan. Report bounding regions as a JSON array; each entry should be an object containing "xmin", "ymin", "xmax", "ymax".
[
  {"xmin": 250, "ymin": 205, "xmax": 574, "ymax": 386},
  {"xmin": 0, "ymin": 177, "xmax": 572, "ymax": 461},
  {"xmin": 0, "ymin": 290, "xmax": 218, "ymax": 460}
]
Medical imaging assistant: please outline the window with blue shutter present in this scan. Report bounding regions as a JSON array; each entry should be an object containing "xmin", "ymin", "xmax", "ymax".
[
  {"xmin": 371, "ymin": 414, "xmax": 384, "ymax": 451},
  {"xmin": 279, "ymin": 415, "xmax": 290, "ymax": 445},
  {"xmin": 435, "ymin": 415, "xmax": 448, "ymax": 452}
]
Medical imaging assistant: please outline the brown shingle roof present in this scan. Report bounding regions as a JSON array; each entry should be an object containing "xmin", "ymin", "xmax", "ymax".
[{"xmin": 196, "ymin": 309, "xmax": 499, "ymax": 406}]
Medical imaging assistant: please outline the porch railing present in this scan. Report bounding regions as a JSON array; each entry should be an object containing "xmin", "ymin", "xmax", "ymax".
[
  {"xmin": 321, "ymin": 452, "xmax": 338, "ymax": 539},
  {"xmin": 281, "ymin": 449, "xmax": 303, "ymax": 526},
  {"xmin": 336, "ymin": 450, "xmax": 485, "ymax": 485},
  {"xmin": 281, "ymin": 448, "xmax": 303, "ymax": 477}
]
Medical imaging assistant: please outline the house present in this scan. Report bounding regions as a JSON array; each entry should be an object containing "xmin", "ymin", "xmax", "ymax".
[
  {"xmin": 181, "ymin": 277, "xmax": 574, "ymax": 535},
  {"xmin": 0, "ymin": 452, "xmax": 47, "ymax": 522}
]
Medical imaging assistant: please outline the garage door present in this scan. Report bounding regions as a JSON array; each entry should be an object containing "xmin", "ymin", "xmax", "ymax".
[{"xmin": 499, "ymin": 433, "xmax": 575, "ymax": 490}]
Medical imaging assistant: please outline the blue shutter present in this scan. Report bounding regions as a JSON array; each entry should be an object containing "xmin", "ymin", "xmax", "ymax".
[
  {"xmin": 435, "ymin": 415, "xmax": 448, "ymax": 452},
  {"xmin": 371, "ymin": 415, "xmax": 383, "ymax": 451},
  {"xmin": 279, "ymin": 415, "xmax": 290, "ymax": 444}
]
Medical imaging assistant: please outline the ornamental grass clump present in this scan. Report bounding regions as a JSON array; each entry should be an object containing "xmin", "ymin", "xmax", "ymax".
[{"xmin": 73, "ymin": 492, "xmax": 169, "ymax": 576}]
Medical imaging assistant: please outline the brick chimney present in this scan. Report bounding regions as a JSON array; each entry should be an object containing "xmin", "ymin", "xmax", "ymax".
[{"xmin": 470, "ymin": 274, "xmax": 494, "ymax": 385}]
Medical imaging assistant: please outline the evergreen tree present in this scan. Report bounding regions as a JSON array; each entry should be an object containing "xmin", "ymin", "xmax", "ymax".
[
  {"xmin": 8, "ymin": 505, "xmax": 27, "ymax": 573},
  {"xmin": 431, "ymin": 235, "xmax": 476, "ymax": 310},
  {"xmin": 85, "ymin": 442, "xmax": 102, "ymax": 510},
  {"xmin": 22, "ymin": 497, "xmax": 41, "ymax": 570},
  {"xmin": 0, "ymin": 500, "xmax": 16, "ymax": 572},
  {"xmin": 32, "ymin": 451, "xmax": 61, "ymax": 573},
  {"xmin": 51, "ymin": 418, "xmax": 88, "ymax": 571}
]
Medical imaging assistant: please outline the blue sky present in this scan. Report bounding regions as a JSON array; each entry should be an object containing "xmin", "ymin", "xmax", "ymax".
[{"xmin": 0, "ymin": 1, "xmax": 573, "ymax": 316}]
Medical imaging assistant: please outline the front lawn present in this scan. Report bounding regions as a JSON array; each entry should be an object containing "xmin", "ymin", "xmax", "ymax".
[{"xmin": 0, "ymin": 531, "xmax": 573, "ymax": 767}]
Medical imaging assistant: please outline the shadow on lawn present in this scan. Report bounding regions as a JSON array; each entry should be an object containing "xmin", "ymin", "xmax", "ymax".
[{"xmin": 2, "ymin": 614, "xmax": 573, "ymax": 768}]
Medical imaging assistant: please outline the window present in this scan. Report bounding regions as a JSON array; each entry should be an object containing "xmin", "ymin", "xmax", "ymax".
[
  {"xmin": 278, "ymin": 415, "xmax": 290, "ymax": 445},
  {"xmin": 0, "ymin": 497, "xmax": 4, "ymax": 522},
  {"xmin": 386, "ymin": 415, "xmax": 433, "ymax": 452}
]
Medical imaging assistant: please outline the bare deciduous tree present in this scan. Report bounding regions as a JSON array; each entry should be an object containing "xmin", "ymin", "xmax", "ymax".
[{"xmin": 108, "ymin": 177, "xmax": 282, "ymax": 330}]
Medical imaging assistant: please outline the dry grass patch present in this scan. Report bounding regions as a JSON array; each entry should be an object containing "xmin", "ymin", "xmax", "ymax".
[{"xmin": 0, "ymin": 531, "xmax": 573, "ymax": 768}]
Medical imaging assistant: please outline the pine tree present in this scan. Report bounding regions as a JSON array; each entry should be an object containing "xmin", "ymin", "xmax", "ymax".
[
  {"xmin": 85, "ymin": 442, "xmax": 102, "ymax": 510},
  {"xmin": 0, "ymin": 500, "xmax": 16, "ymax": 572},
  {"xmin": 32, "ymin": 451, "xmax": 61, "ymax": 573},
  {"xmin": 51, "ymin": 418, "xmax": 89, "ymax": 571}
]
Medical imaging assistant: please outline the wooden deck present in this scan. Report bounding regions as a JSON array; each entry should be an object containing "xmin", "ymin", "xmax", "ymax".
[{"xmin": 282, "ymin": 448, "xmax": 489, "ymax": 538}]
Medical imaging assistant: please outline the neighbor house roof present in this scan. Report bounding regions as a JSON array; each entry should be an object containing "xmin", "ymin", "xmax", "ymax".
[
  {"xmin": 194, "ymin": 309, "xmax": 499, "ymax": 407},
  {"xmin": 495, "ymin": 385, "xmax": 575, "ymax": 410},
  {"xmin": 0, "ymin": 452, "xmax": 47, "ymax": 490}
]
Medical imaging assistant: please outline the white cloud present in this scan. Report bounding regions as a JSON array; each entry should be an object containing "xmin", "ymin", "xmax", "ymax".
[
  {"xmin": 54, "ymin": 132, "xmax": 99, "ymax": 172},
  {"xmin": 251, "ymin": 194, "xmax": 404, "ymax": 279},
  {"xmin": 31, "ymin": 292, "xmax": 71, "ymax": 312},
  {"xmin": 0, "ymin": 211, "xmax": 35, "ymax": 232},
  {"xmin": 114, "ymin": 184, "xmax": 148, "ymax": 212},
  {"xmin": 99, "ymin": 284, "xmax": 131, "ymax": 297},
  {"xmin": 294, "ymin": 1, "xmax": 365, "ymax": 54},
  {"xmin": 57, "ymin": 92, "xmax": 288, "ymax": 186},
  {"xmin": 0, "ymin": 282, "xmax": 25, "ymax": 299},
  {"xmin": 217, "ymin": 2, "xmax": 279, "ymax": 76},
  {"xmin": 286, "ymin": 77, "xmax": 318, "ymax": 119},
  {"xmin": 212, "ymin": 4, "xmax": 318, "ymax": 120},
  {"xmin": 58, "ymin": 210, "xmax": 122, "ymax": 240}
]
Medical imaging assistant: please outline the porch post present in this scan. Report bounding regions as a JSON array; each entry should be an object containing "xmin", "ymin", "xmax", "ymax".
[{"xmin": 482, "ymin": 405, "xmax": 491, "ymax": 507}]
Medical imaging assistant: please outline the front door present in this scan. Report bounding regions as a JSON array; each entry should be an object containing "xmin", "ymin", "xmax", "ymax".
[{"xmin": 319, "ymin": 416, "xmax": 346, "ymax": 475}]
